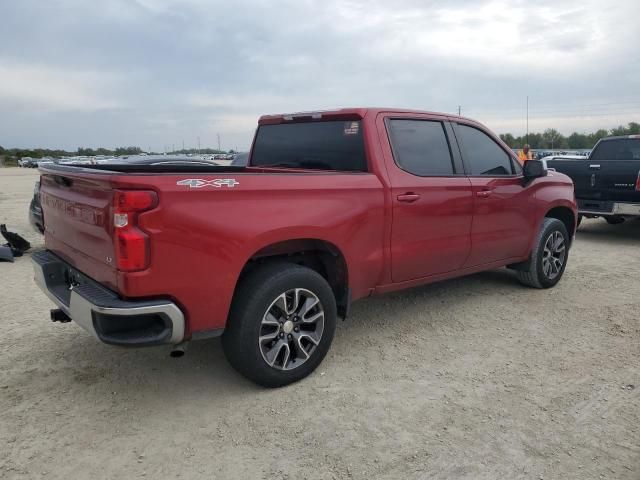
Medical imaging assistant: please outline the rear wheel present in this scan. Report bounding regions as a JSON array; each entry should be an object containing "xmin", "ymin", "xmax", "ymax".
[
  {"xmin": 605, "ymin": 216, "xmax": 625, "ymax": 225},
  {"xmin": 516, "ymin": 218, "xmax": 569, "ymax": 289},
  {"xmin": 222, "ymin": 262, "xmax": 337, "ymax": 387}
]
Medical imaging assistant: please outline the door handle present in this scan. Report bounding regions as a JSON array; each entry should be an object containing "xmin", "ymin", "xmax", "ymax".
[
  {"xmin": 589, "ymin": 164, "xmax": 601, "ymax": 170},
  {"xmin": 397, "ymin": 193, "xmax": 421, "ymax": 203},
  {"xmin": 476, "ymin": 190, "xmax": 492, "ymax": 198}
]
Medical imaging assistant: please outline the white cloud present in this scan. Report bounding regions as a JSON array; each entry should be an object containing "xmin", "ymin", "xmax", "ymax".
[
  {"xmin": 0, "ymin": 62, "xmax": 122, "ymax": 112},
  {"xmin": 0, "ymin": 0, "xmax": 639, "ymax": 148}
]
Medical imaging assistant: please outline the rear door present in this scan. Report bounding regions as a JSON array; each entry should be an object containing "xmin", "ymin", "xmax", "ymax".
[
  {"xmin": 451, "ymin": 122, "xmax": 535, "ymax": 267},
  {"xmin": 379, "ymin": 114, "xmax": 473, "ymax": 282}
]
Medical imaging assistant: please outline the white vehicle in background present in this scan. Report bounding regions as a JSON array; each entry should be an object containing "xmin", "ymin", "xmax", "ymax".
[
  {"xmin": 18, "ymin": 157, "xmax": 37, "ymax": 168},
  {"xmin": 540, "ymin": 154, "xmax": 585, "ymax": 170}
]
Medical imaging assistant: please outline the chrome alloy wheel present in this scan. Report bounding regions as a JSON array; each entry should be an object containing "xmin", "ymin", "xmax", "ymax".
[
  {"xmin": 258, "ymin": 288, "xmax": 325, "ymax": 371},
  {"xmin": 542, "ymin": 231, "xmax": 566, "ymax": 280}
]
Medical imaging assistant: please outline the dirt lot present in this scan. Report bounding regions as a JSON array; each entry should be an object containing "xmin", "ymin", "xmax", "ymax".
[{"xmin": 0, "ymin": 167, "xmax": 638, "ymax": 479}]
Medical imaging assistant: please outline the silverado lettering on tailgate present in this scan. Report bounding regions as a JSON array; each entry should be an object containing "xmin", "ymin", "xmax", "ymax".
[{"xmin": 41, "ymin": 192, "xmax": 105, "ymax": 226}]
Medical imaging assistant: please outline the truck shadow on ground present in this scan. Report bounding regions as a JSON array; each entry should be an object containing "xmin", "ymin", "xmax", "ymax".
[{"xmin": 577, "ymin": 218, "xmax": 640, "ymax": 245}]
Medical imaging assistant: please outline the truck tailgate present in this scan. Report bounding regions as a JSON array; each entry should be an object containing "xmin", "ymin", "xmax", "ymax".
[
  {"xmin": 595, "ymin": 160, "xmax": 640, "ymax": 202},
  {"xmin": 39, "ymin": 169, "xmax": 118, "ymax": 289},
  {"xmin": 546, "ymin": 158, "xmax": 595, "ymax": 199}
]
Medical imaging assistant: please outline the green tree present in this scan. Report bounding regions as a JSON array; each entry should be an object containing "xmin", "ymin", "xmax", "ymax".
[
  {"xmin": 610, "ymin": 125, "xmax": 629, "ymax": 136},
  {"xmin": 499, "ymin": 133, "xmax": 515, "ymax": 147},
  {"xmin": 627, "ymin": 122, "xmax": 640, "ymax": 134},
  {"xmin": 588, "ymin": 129, "xmax": 609, "ymax": 146},
  {"xmin": 567, "ymin": 132, "xmax": 589, "ymax": 149},
  {"xmin": 114, "ymin": 146, "xmax": 142, "ymax": 155},
  {"xmin": 542, "ymin": 129, "xmax": 566, "ymax": 149},
  {"xmin": 518, "ymin": 132, "xmax": 543, "ymax": 149}
]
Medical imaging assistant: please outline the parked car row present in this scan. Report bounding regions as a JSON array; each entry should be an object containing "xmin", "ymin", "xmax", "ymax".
[{"xmin": 18, "ymin": 157, "xmax": 39, "ymax": 168}]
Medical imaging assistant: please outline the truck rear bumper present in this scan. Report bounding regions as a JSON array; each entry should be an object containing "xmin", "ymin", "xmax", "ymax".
[
  {"xmin": 578, "ymin": 200, "xmax": 640, "ymax": 216},
  {"xmin": 32, "ymin": 250, "xmax": 185, "ymax": 346}
]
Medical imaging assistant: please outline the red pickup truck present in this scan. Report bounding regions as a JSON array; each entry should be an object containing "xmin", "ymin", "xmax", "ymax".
[{"xmin": 33, "ymin": 108, "xmax": 577, "ymax": 387}]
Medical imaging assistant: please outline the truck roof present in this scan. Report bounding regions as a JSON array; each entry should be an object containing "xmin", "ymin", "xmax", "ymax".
[
  {"xmin": 599, "ymin": 134, "xmax": 640, "ymax": 141},
  {"xmin": 258, "ymin": 107, "xmax": 475, "ymax": 125}
]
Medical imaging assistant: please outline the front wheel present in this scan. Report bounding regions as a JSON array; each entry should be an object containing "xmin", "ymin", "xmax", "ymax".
[
  {"xmin": 516, "ymin": 218, "xmax": 570, "ymax": 289},
  {"xmin": 222, "ymin": 262, "xmax": 337, "ymax": 387}
]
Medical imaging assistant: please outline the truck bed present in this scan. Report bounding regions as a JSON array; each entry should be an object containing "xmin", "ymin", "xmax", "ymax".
[{"xmin": 37, "ymin": 162, "xmax": 386, "ymax": 335}]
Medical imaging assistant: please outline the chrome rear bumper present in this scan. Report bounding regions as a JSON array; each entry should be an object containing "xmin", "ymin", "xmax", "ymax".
[
  {"xmin": 579, "ymin": 201, "xmax": 640, "ymax": 216},
  {"xmin": 32, "ymin": 250, "xmax": 185, "ymax": 346}
]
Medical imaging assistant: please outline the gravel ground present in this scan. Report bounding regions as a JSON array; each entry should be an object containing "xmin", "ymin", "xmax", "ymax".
[{"xmin": 0, "ymin": 167, "xmax": 638, "ymax": 479}]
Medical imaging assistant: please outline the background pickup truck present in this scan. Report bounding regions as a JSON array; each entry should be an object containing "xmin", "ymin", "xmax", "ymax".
[
  {"xmin": 33, "ymin": 108, "xmax": 577, "ymax": 387},
  {"xmin": 546, "ymin": 135, "xmax": 640, "ymax": 224}
]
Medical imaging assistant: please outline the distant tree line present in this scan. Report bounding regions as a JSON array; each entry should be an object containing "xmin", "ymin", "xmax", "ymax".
[
  {"xmin": 78, "ymin": 146, "xmax": 144, "ymax": 156},
  {"xmin": 0, "ymin": 145, "xmax": 145, "ymax": 159},
  {"xmin": 0, "ymin": 145, "xmax": 230, "ymax": 164},
  {"xmin": 499, "ymin": 122, "xmax": 640, "ymax": 150}
]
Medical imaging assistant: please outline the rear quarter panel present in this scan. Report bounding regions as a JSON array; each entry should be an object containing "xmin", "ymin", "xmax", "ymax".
[{"xmin": 113, "ymin": 172, "xmax": 386, "ymax": 335}]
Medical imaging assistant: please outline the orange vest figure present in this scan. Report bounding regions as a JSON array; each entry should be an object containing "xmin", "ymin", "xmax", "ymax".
[{"xmin": 519, "ymin": 145, "xmax": 533, "ymax": 162}]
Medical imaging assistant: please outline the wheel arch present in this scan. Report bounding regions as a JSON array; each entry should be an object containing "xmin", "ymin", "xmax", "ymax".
[
  {"xmin": 544, "ymin": 205, "xmax": 576, "ymax": 245},
  {"xmin": 237, "ymin": 238, "xmax": 351, "ymax": 318}
]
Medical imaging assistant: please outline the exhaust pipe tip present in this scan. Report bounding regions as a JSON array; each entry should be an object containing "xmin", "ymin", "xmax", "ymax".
[{"xmin": 170, "ymin": 341, "xmax": 189, "ymax": 358}]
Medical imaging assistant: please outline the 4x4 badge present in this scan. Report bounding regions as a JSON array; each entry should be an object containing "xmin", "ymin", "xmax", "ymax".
[{"xmin": 177, "ymin": 178, "xmax": 239, "ymax": 188}]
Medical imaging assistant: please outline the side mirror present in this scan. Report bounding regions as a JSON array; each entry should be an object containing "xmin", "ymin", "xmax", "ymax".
[{"xmin": 522, "ymin": 159, "xmax": 547, "ymax": 181}]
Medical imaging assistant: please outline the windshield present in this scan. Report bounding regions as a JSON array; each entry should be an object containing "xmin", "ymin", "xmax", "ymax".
[{"xmin": 250, "ymin": 120, "xmax": 367, "ymax": 171}]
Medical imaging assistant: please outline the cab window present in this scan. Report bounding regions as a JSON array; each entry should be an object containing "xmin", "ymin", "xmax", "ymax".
[{"xmin": 456, "ymin": 124, "xmax": 514, "ymax": 176}]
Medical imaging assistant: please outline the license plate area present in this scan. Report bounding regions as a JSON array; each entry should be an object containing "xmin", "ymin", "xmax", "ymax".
[{"xmin": 41, "ymin": 262, "xmax": 89, "ymax": 307}]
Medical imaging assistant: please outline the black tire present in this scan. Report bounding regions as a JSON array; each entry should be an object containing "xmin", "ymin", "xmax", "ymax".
[
  {"xmin": 222, "ymin": 262, "xmax": 337, "ymax": 387},
  {"xmin": 605, "ymin": 216, "xmax": 625, "ymax": 225},
  {"xmin": 516, "ymin": 218, "xmax": 570, "ymax": 289}
]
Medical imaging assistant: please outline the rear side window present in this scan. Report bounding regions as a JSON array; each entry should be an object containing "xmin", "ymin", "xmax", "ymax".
[
  {"xmin": 456, "ymin": 124, "xmax": 514, "ymax": 176},
  {"xmin": 387, "ymin": 119, "xmax": 454, "ymax": 176},
  {"xmin": 590, "ymin": 139, "xmax": 640, "ymax": 160},
  {"xmin": 251, "ymin": 121, "xmax": 367, "ymax": 171}
]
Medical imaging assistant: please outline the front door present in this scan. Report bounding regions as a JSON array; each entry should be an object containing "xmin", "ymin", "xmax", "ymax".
[{"xmin": 452, "ymin": 122, "xmax": 534, "ymax": 266}]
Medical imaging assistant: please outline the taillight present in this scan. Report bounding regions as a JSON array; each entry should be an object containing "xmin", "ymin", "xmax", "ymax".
[
  {"xmin": 112, "ymin": 190, "xmax": 157, "ymax": 272},
  {"xmin": 636, "ymin": 171, "xmax": 640, "ymax": 191}
]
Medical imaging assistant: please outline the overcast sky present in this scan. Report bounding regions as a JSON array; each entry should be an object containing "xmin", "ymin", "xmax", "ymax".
[{"xmin": 1, "ymin": 0, "xmax": 639, "ymax": 151}]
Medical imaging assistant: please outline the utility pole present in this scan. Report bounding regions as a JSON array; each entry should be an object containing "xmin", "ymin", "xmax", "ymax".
[
  {"xmin": 457, "ymin": 105, "xmax": 461, "ymax": 116},
  {"xmin": 182, "ymin": 139, "xmax": 184, "ymax": 152},
  {"xmin": 217, "ymin": 133, "xmax": 221, "ymax": 152},
  {"xmin": 197, "ymin": 136, "xmax": 201, "ymax": 155},
  {"xmin": 526, "ymin": 96, "xmax": 529, "ymax": 146}
]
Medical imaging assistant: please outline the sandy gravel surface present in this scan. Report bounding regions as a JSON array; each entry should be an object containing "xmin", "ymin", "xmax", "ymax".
[{"xmin": 0, "ymin": 167, "xmax": 638, "ymax": 479}]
